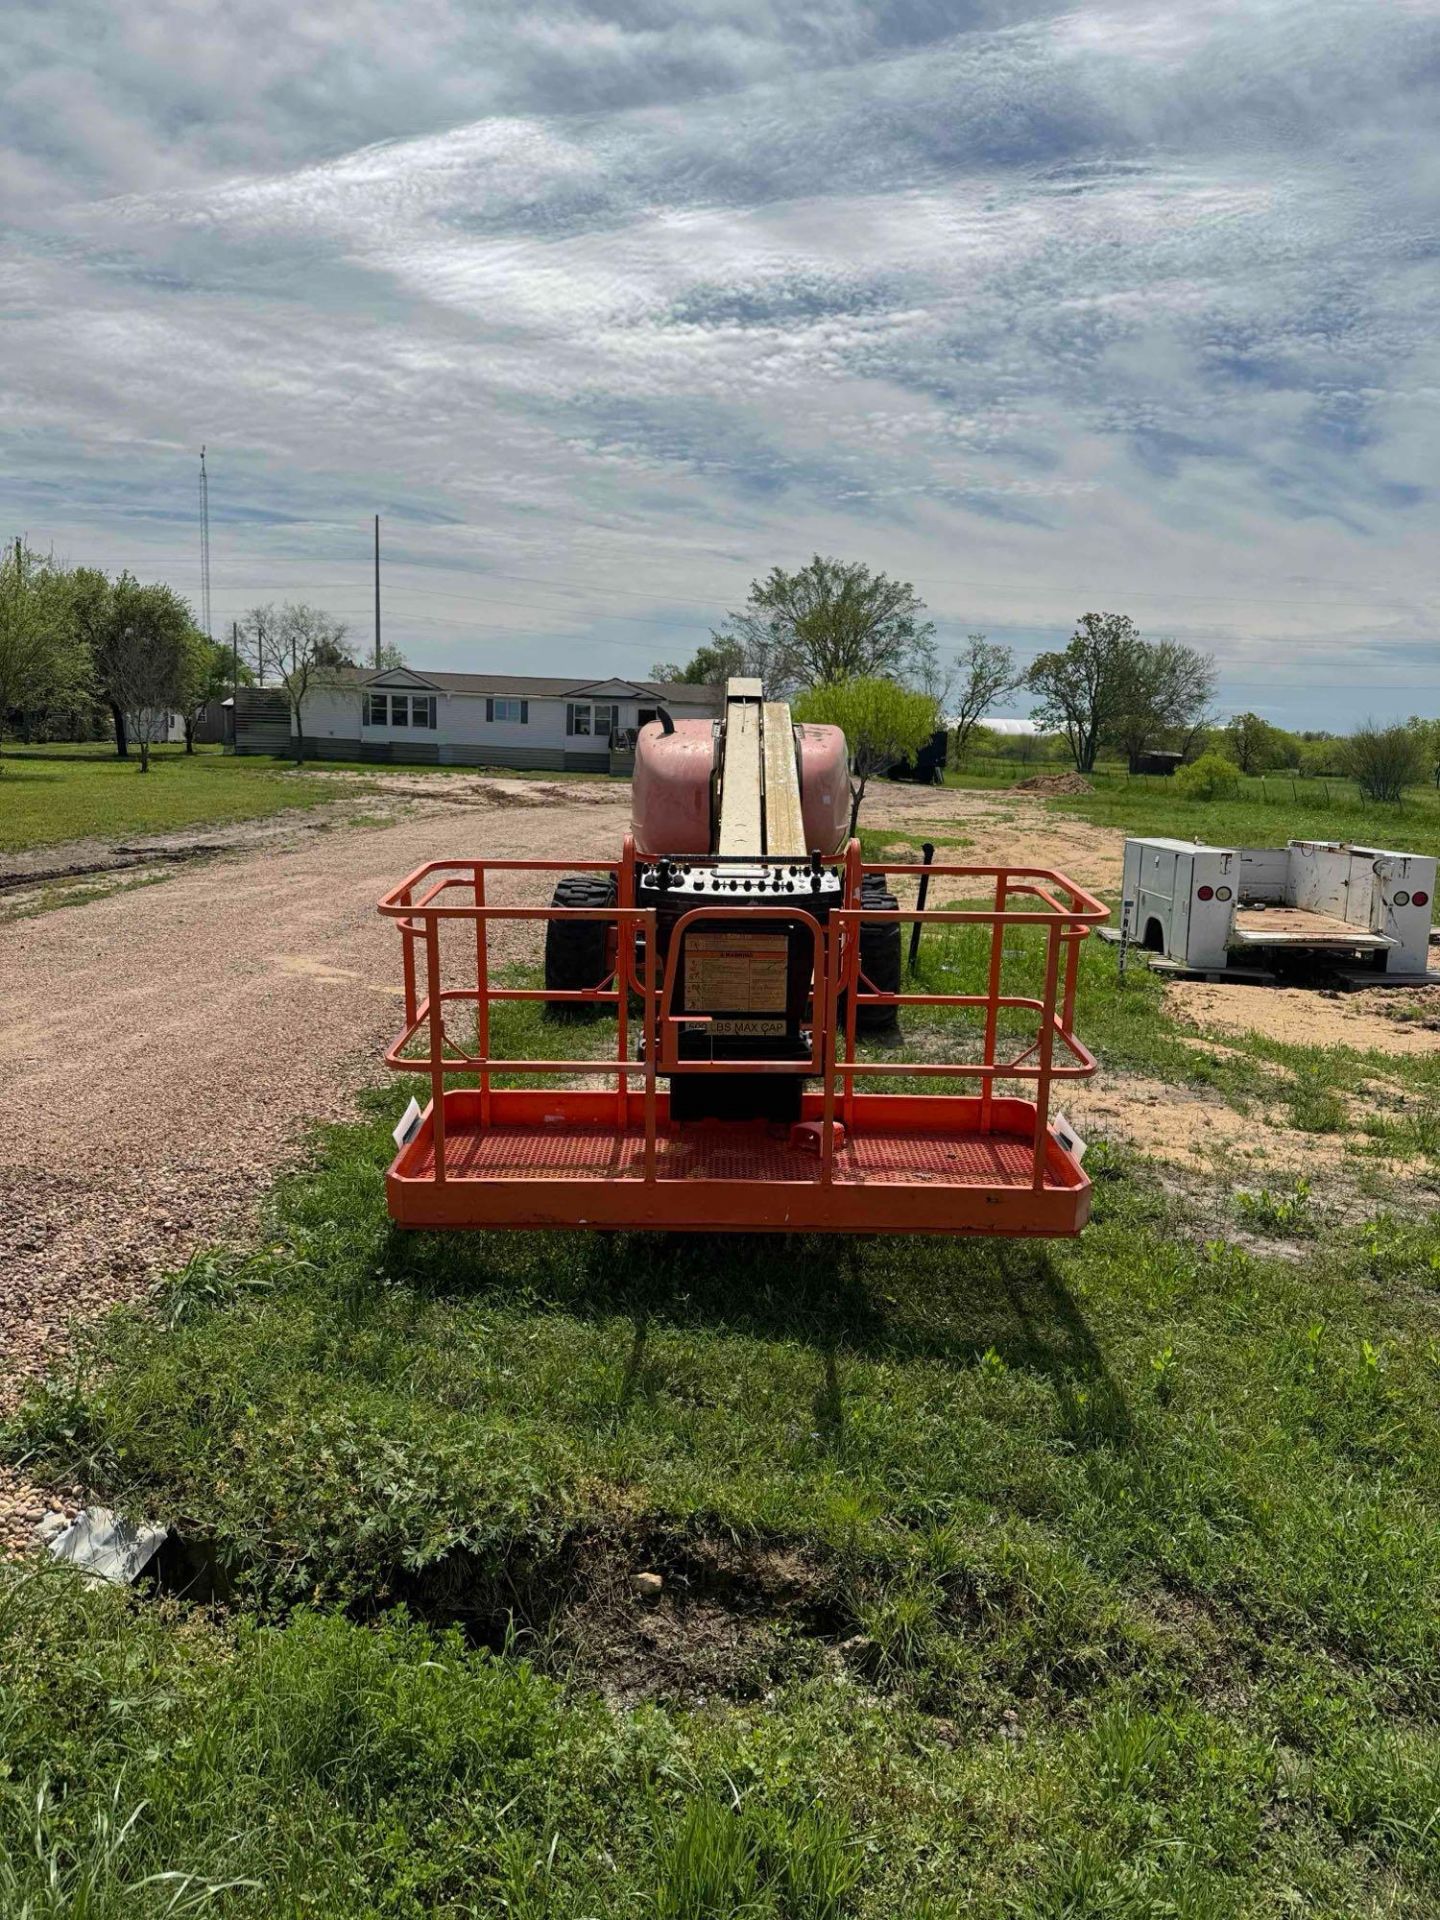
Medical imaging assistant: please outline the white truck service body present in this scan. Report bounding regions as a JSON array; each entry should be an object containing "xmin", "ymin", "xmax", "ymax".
[{"xmin": 1121, "ymin": 838, "xmax": 1435, "ymax": 976}]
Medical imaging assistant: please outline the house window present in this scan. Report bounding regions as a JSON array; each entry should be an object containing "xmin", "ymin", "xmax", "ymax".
[
  {"xmin": 486, "ymin": 697, "xmax": 529, "ymax": 724},
  {"xmin": 366, "ymin": 692, "xmax": 436, "ymax": 728},
  {"xmin": 566, "ymin": 701, "xmax": 620, "ymax": 739}
]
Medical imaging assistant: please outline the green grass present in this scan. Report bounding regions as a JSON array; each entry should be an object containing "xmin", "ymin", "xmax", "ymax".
[
  {"xmin": 9, "ymin": 889, "xmax": 1440, "ymax": 1912},
  {"xmin": 940, "ymin": 757, "xmax": 1440, "ymax": 861},
  {"xmin": 7, "ymin": 1056, "xmax": 1440, "ymax": 1910},
  {"xmin": 0, "ymin": 745, "xmax": 365, "ymax": 853},
  {"xmin": 1063, "ymin": 774, "xmax": 1440, "ymax": 862}
]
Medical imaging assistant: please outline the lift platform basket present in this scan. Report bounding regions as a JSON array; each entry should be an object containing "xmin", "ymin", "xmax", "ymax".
[{"xmin": 377, "ymin": 850, "xmax": 1106, "ymax": 1238}]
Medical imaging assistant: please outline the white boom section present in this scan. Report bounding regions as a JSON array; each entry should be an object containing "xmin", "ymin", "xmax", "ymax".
[
  {"xmin": 761, "ymin": 701, "xmax": 806, "ymax": 857},
  {"xmin": 716, "ymin": 678, "xmax": 805, "ymax": 858},
  {"xmin": 717, "ymin": 686, "xmax": 762, "ymax": 856}
]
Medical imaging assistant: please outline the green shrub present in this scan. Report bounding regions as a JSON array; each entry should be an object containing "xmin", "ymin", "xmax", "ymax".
[{"xmin": 1173, "ymin": 751, "xmax": 1241, "ymax": 801}]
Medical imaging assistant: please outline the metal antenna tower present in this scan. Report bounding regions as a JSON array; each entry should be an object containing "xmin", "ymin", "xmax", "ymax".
[{"xmin": 198, "ymin": 446, "xmax": 213, "ymax": 639}]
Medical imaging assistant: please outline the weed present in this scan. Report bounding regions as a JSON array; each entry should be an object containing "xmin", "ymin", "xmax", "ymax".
[
  {"xmin": 1236, "ymin": 1177, "xmax": 1319, "ymax": 1235},
  {"xmin": 1148, "ymin": 1344, "xmax": 1178, "ymax": 1404}
]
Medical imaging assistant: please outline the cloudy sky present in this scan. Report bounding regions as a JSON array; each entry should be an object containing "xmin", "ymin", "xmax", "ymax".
[{"xmin": 5, "ymin": 0, "xmax": 1438, "ymax": 727}]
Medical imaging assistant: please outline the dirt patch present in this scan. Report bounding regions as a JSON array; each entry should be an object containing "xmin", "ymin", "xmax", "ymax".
[
  {"xmin": 296, "ymin": 771, "xmax": 624, "ymax": 812},
  {"xmin": 1010, "ymin": 772, "xmax": 1094, "ymax": 796},
  {"xmin": 547, "ymin": 1536, "xmax": 842, "ymax": 1708},
  {"xmin": 865, "ymin": 785, "xmax": 1124, "ymax": 895},
  {"xmin": 1070, "ymin": 1071, "xmax": 1414, "ymax": 1195},
  {"xmin": 1168, "ymin": 981, "xmax": 1440, "ymax": 1056}
]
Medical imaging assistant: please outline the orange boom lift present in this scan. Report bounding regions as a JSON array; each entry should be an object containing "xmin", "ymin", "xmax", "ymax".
[{"xmin": 378, "ymin": 679, "xmax": 1105, "ymax": 1235}]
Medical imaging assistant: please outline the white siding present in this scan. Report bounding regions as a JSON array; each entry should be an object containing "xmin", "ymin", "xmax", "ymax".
[{"xmin": 293, "ymin": 682, "xmax": 715, "ymax": 767}]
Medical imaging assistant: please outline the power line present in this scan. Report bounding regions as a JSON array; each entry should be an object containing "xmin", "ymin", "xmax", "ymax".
[{"xmin": 211, "ymin": 555, "xmax": 1431, "ymax": 621}]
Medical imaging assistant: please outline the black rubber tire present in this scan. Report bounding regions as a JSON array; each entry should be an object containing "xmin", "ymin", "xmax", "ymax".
[
  {"xmin": 544, "ymin": 873, "xmax": 617, "ymax": 1017},
  {"xmin": 855, "ymin": 874, "xmax": 901, "ymax": 1034}
]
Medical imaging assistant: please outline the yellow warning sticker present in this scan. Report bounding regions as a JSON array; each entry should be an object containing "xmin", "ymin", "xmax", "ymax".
[{"xmin": 684, "ymin": 931, "xmax": 789, "ymax": 1012}]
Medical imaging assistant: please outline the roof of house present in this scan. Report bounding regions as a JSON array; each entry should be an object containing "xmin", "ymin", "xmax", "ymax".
[{"xmin": 329, "ymin": 666, "xmax": 721, "ymax": 702}]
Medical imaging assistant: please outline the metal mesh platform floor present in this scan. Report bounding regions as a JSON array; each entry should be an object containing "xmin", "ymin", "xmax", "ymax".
[
  {"xmin": 387, "ymin": 1092, "xmax": 1090, "ymax": 1233},
  {"xmin": 406, "ymin": 1117, "xmax": 1055, "ymax": 1187}
]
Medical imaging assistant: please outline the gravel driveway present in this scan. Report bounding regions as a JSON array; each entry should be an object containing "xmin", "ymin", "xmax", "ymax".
[{"xmin": 0, "ymin": 779, "xmax": 631, "ymax": 1547}]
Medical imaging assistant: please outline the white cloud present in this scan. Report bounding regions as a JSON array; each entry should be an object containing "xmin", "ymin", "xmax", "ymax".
[{"xmin": 3, "ymin": 0, "xmax": 1439, "ymax": 721}]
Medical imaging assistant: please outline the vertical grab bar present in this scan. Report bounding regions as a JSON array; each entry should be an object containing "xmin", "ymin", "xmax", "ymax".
[
  {"xmin": 1030, "ymin": 918, "xmax": 1063, "ymax": 1189},
  {"xmin": 615, "ymin": 906, "xmax": 630, "ymax": 1129},
  {"xmin": 979, "ymin": 872, "xmax": 1007, "ymax": 1132},
  {"xmin": 642, "ymin": 911, "xmax": 658, "ymax": 1180},
  {"xmin": 425, "ymin": 910, "xmax": 446, "ymax": 1183},
  {"xmin": 474, "ymin": 865, "xmax": 491, "ymax": 1128},
  {"xmin": 821, "ymin": 916, "xmax": 842, "ymax": 1183}
]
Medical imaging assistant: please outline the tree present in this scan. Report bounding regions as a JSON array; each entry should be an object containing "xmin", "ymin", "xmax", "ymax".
[
  {"xmin": 1404, "ymin": 716, "xmax": 1440, "ymax": 788},
  {"xmin": 105, "ymin": 577, "xmax": 206, "ymax": 772},
  {"xmin": 183, "ymin": 637, "xmax": 248, "ymax": 753},
  {"xmin": 0, "ymin": 542, "xmax": 88, "ymax": 758},
  {"xmin": 1224, "ymin": 712, "xmax": 1289, "ymax": 776},
  {"xmin": 1297, "ymin": 736, "xmax": 1344, "ymax": 779},
  {"xmin": 1025, "ymin": 613, "xmax": 1147, "ymax": 772},
  {"xmin": 650, "ymin": 637, "xmax": 745, "ymax": 686},
  {"xmin": 1173, "ymin": 751, "xmax": 1241, "ymax": 801},
  {"xmin": 66, "ymin": 568, "xmax": 127, "ymax": 754},
  {"xmin": 1110, "ymin": 639, "xmax": 1217, "ymax": 770},
  {"xmin": 949, "ymin": 634, "xmax": 1022, "ymax": 761},
  {"xmin": 712, "ymin": 557, "xmax": 937, "ymax": 694},
  {"xmin": 1346, "ymin": 721, "xmax": 1425, "ymax": 804},
  {"xmin": 791, "ymin": 677, "xmax": 939, "ymax": 835},
  {"xmin": 256, "ymin": 603, "xmax": 349, "ymax": 764}
]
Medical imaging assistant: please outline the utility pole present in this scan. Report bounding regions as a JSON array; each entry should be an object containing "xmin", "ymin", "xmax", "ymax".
[
  {"xmin": 231, "ymin": 620, "xmax": 239, "ymax": 753},
  {"xmin": 198, "ymin": 448, "xmax": 212, "ymax": 640},
  {"xmin": 374, "ymin": 513, "xmax": 381, "ymax": 670}
]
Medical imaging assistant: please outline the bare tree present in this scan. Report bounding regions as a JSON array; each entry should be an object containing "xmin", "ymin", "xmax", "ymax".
[
  {"xmin": 237, "ymin": 604, "xmax": 277, "ymax": 686},
  {"xmin": 256, "ymin": 603, "xmax": 350, "ymax": 764},
  {"xmin": 712, "ymin": 556, "xmax": 937, "ymax": 694},
  {"xmin": 949, "ymin": 634, "xmax": 1022, "ymax": 761}
]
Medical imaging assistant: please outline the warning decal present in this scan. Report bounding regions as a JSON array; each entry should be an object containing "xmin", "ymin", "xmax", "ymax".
[{"xmin": 684, "ymin": 931, "xmax": 789, "ymax": 1013}]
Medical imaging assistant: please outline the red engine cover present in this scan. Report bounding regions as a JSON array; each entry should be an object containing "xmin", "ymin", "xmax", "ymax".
[
  {"xmin": 631, "ymin": 718, "xmax": 715, "ymax": 855},
  {"xmin": 796, "ymin": 723, "xmax": 851, "ymax": 855}
]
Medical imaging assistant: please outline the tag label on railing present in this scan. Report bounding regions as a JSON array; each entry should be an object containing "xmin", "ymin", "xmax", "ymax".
[
  {"xmin": 1052, "ymin": 1111, "xmax": 1087, "ymax": 1162},
  {"xmin": 393, "ymin": 1098, "xmax": 423, "ymax": 1149}
]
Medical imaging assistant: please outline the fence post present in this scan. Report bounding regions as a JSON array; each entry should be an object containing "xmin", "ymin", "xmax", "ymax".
[{"xmin": 907, "ymin": 842, "xmax": 935, "ymax": 973}]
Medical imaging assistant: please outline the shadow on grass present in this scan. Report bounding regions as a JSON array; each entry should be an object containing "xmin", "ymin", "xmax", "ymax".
[{"xmin": 387, "ymin": 1216, "xmax": 1120, "ymax": 1407}]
